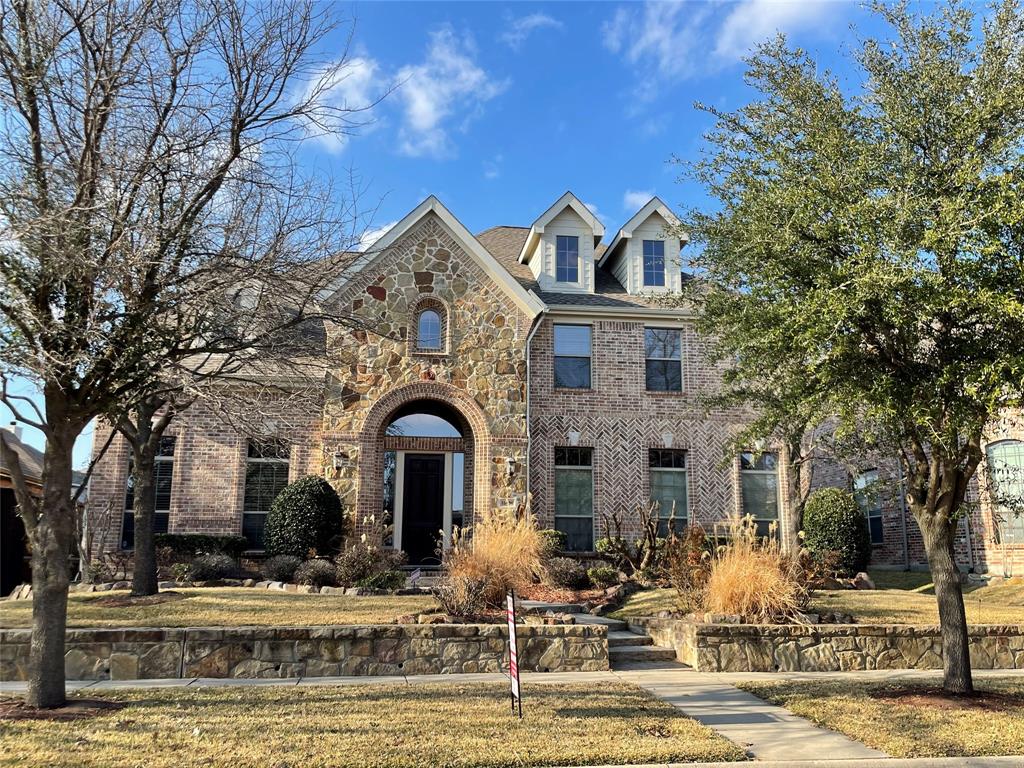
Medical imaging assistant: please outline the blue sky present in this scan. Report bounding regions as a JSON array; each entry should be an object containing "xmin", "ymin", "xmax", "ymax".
[{"xmin": 4, "ymin": 0, "xmax": 890, "ymax": 468}]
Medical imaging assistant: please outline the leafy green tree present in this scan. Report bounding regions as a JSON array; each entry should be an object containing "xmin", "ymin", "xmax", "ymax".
[{"xmin": 682, "ymin": 0, "xmax": 1024, "ymax": 693}]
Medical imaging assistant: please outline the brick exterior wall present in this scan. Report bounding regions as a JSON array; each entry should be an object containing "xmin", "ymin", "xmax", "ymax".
[{"xmin": 83, "ymin": 209, "xmax": 1022, "ymax": 574}]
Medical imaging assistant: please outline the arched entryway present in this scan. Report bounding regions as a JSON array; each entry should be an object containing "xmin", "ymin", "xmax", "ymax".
[{"xmin": 355, "ymin": 381, "xmax": 491, "ymax": 566}]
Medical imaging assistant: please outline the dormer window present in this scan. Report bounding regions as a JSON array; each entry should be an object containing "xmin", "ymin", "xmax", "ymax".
[
  {"xmin": 556, "ymin": 235, "xmax": 579, "ymax": 283},
  {"xmin": 417, "ymin": 309, "xmax": 442, "ymax": 350},
  {"xmin": 643, "ymin": 240, "xmax": 666, "ymax": 287}
]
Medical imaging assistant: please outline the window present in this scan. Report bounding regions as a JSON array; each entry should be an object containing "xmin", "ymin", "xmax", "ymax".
[
  {"xmin": 739, "ymin": 451, "xmax": 779, "ymax": 537},
  {"xmin": 121, "ymin": 436, "xmax": 175, "ymax": 550},
  {"xmin": 556, "ymin": 235, "xmax": 579, "ymax": 283},
  {"xmin": 645, "ymin": 328, "xmax": 682, "ymax": 392},
  {"xmin": 986, "ymin": 440, "xmax": 1024, "ymax": 543},
  {"xmin": 649, "ymin": 449, "xmax": 688, "ymax": 536},
  {"xmin": 554, "ymin": 324, "xmax": 591, "ymax": 389},
  {"xmin": 555, "ymin": 447, "xmax": 593, "ymax": 551},
  {"xmin": 243, "ymin": 438, "xmax": 290, "ymax": 550},
  {"xmin": 643, "ymin": 240, "xmax": 665, "ymax": 287},
  {"xmin": 853, "ymin": 469, "xmax": 884, "ymax": 545},
  {"xmin": 416, "ymin": 309, "xmax": 442, "ymax": 351}
]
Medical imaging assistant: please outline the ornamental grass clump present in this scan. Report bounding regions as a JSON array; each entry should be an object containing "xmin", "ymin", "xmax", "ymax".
[
  {"xmin": 703, "ymin": 515, "xmax": 809, "ymax": 623},
  {"xmin": 443, "ymin": 506, "xmax": 543, "ymax": 607}
]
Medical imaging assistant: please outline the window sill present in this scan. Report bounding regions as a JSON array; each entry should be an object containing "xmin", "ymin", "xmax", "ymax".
[
  {"xmin": 411, "ymin": 349, "xmax": 448, "ymax": 357},
  {"xmin": 645, "ymin": 389, "xmax": 685, "ymax": 396}
]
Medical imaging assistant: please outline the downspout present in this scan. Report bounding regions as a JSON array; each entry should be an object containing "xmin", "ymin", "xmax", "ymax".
[{"xmin": 524, "ymin": 297, "xmax": 547, "ymax": 506}]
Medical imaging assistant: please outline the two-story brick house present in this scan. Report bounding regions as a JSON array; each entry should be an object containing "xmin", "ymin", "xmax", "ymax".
[{"xmin": 86, "ymin": 192, "xmax": 1023, "ymax": 574}]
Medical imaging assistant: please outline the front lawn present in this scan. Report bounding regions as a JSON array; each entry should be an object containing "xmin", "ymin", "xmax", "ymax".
[
  {"xmin": 610, "ymin": 578, "xmax": 1023, "ymax": 625},
  {"xmin": 0, "ymin": 682, "xmax": 746, "ymax": 767},
  {"xmin": 737, "ymin": 677, "xmax": 1024, "ymax": 758},
  {"xmin": 0, "ymin": 588, "xmax": 437, "ymax": 628}
]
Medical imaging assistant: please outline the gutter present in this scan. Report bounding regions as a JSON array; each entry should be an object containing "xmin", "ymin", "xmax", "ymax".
[{"xmin": 523, "ymin": 293, "xmax": 548, "ymax": 505}]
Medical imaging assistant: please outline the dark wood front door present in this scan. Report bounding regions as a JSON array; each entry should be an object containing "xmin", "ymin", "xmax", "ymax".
[{"xmin": 402, "ymin": 453, "xmax": 444, "ymax": 565}]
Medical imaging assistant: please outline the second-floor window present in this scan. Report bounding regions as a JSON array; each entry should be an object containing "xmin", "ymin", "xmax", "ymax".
[
  {"xmin": 645, "ymin": 328, "xmax": 682, "ymax": 392},
  {"xmin": 554, "ymin": 324, "xmax": 591, "ymax": 389},
  {"xmin": 740, "ymin": 451, "xmax": 779, "ymax": 537},
  {"xmin": 556, "ymin": 235, "xmax": 579, "ymax": 282},
  {"xmin": 243, "ymin": 438, "xmax": 290, "ymax": 550},
  {"xmin": 853, "ymin": 469, "xmax": 884, "ymax": 545},
  {"xmin": 417, "ymin": 309, "xmax": 442, "ymax": 351},
  {"xmin": 121, "ymin": 436, "xmax": 175, "ymax": 550},
  {"xmin": 643, "ymin": 240, "xmax": 665, "ymax": 287}
]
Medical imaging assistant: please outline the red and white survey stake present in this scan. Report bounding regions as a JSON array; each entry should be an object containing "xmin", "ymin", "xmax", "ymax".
[{"xmin": 506, "ymin": 590, "xmax": 522, "ymax": 718}]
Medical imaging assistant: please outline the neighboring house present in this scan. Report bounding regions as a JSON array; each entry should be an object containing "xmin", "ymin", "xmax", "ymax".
[{"xmin": 84, "ymin": 193, "xmax": 1024, "ymax": 573}]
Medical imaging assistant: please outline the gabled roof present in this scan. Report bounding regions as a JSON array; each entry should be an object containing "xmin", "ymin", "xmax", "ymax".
[
  {"xmin": 599, "ymin": 196, "xmax": 687, "ymax": 268},
  {"xmin": 517, "ymin": 191, "xmax": 605, "ymax": 264},
  {"xmin": 325, "ymin": 196, "xmax": 545, "ymax": 318}
]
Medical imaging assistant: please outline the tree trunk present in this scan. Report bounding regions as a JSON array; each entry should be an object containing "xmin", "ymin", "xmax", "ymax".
[
  {"xmin": 25, "ymin": 423, "xmax": 77, "ymax": 709},
  {"xmin": 919, "ymin": 513, "xmax": 974, "ymax": 694},
  {"xmin": 131, "ymin": 448, "xmax": 159, "ymax": 596}
]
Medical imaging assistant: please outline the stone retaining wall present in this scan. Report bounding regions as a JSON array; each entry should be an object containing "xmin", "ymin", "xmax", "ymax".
[
  {"xmin": 0, "ymin": 624, "xmax": 607, "ymax": 681},
  {"xmin": 633, "ymin": 618, "xmax": 1024, "ymax": 673}
]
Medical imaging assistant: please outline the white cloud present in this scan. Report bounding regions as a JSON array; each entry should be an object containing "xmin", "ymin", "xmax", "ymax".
[
  {"xmin": 357, "ymin": 220, "xmax": 399, "ymax": 252},
  {"xmin": 396, "ymin": 27, "xmax": 509, "ymax": 158},
  {"xmin": 623, "ymin": 189, "xmax": 654, "ymax": 210},
  {"xmin": 500, "ymin": 12, "xmax": 562, "ymax": 50},
  {"xmin": 714, "ymin": 0, "xmax": 833, "ymax": 61},
  {"xmin": 603, "ymin": 0, "xmax": 838, "ymax": 82},
  {"xmin": 483, "ymin": 154, "xmax": 503, "ymax": 180},
  {"xmin": 304, "ymin": 56, "xmax": 385, "ymax": 154}
]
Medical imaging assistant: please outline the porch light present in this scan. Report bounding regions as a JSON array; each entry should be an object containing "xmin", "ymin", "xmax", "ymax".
[
  {"xmin": 506, "ymin": 457, "xmax": 517, "ymax": 478},
  {"xmin": 332, "ymin": 451, "xmax": 349, "ymax": 470}
]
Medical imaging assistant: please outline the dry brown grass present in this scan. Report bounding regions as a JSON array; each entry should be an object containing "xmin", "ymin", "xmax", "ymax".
[
  {"xmin": 703, "ymin": 516, "xmax": 807, "ymax": 622},
  {"xmin": 444, "ymin": 508, "xmax": 543, "ymax": 607},
  {"xmin": 0, "ymin": 682, "xmax": 745, "ymax": 767}
]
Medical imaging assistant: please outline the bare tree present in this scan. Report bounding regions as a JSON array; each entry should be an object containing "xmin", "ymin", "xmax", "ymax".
[{"xmin": 0, "ymin": 0, "xmax": 379, "ymax": 707}]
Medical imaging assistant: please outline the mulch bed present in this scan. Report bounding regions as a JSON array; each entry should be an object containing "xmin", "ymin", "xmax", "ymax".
[
  {"xmin": 90, "ymin": 592, "xmax": 186, "ymax": 609},
  {"xmin": 870, "ymin": 686, "xmax": 1024, "ymax": 713},
  {"xmin": 0, "ymin": 698, "xmax": 125, "ymax": 722}
]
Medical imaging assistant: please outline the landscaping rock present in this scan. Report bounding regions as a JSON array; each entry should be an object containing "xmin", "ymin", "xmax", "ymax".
[{"xmin": 852, "ymin": 572, "xmax": 876, "ymax": 590}]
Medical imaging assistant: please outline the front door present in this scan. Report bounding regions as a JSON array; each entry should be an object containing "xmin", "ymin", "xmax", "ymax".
[{"xmin": 402, "ymin": 453, "xmax": 445, "ymax": 565}]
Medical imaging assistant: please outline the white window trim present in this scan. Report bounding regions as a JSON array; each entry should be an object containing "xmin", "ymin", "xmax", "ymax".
[
  {"xmin": 642, "ymin": 239, "xmax": 666, "ymax": 288},
  {"xmin": 555, "ymin": 234, "xmax": 581, "ymax": 284}
]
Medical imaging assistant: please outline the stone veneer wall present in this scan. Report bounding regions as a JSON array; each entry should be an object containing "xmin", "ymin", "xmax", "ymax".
[
  {"xmin": 634, "ymin": 618, "xmax": 1024, "ymax": 673},
  {"xmin": 0, "ymin": 624, "xmax": 607, "ymax": 681}
]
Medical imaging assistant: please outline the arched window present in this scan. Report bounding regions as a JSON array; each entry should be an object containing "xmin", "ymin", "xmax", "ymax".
[
  {"xmin": 416, "ymin": 309, "xmax": 442, "ymax": 351},
  {"xmin": 986, "ymin": 440, "xmax": 1024, "ymax": 542}
]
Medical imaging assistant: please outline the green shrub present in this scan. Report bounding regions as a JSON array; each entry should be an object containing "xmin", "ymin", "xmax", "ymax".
[
  {"xmin": 356, "ymin": 569, "xmax": 407, "ymax": 590},
  {"xmin": 587, "ymin": 565, "xmax": 619, "ymax": 589},
  {"xmin": 801, "ymin": 488, "xmax": 872, "ymax": 576},
  {"xmin": 537, "ymin": 528, "xmax": 567, "ymax": 559},
  {"xmin": 154, "ymin": 533, "xmax": 249, "ymax": 559},
  {"xmin": 188, "ymin": 553, "xmax": 237, "ymax": 581},
  {"xmin": 260, "ymin": 554, "xmax": 302, "ymax": 582},
  {"xmin": 543, "ymin": 557, "xmax": 589, "ymax": 590},
  {"xmin": 294, "ymin": 558, "xmax": 338, "ymax": 588},
  {"xmin": 264, "ymin": 476, "xmax": 344, "ymax": 559},
  {"xmin": 335, "ymin": 545, "xmax": 407, "ymax": 588}
]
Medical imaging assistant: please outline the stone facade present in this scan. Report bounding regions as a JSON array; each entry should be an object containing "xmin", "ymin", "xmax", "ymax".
[
  {"xmin": 634, "ymin": 618, "xmax": 1024, "ymax": 673},
  {"xmin": 0, "ymin": 624, "xmax": 607, "ymax": 681},
  {"xmin": 81, "ymin": 193, "xmax": 1023, "ymax": 573}
]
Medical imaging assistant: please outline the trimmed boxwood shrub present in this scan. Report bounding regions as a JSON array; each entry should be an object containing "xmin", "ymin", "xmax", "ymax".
[
  {"xmin": 802, "ymin": 488, "xmax": 871, "ymax": 576},
  {"xmin": 154, "ymin": 533, "xmax": 249, "ymax": 559},
  {"xmin": 587, "ymin": 565, "xmax": 619, "ymax": 589},
  {"xmin": 543, "ymin": 557, "xmax": 589, "ymax": 590},
  {"xmin": 260, "ymin": 554, "xmax": 302, "ymax": 583},
  {"xmin": 188, "ymin": 553, "xmax": 238, "ymax": 581},
  {"xmin": 356, "ymin": 569, "xmax": 407, "ymax": 590},
  {"xmin": 294, "ymin": 558, "xmax": 338, "ymax": 588},
  {"xmin": 537, "ymin": 529, "xmax": 567, "ymax": 559},
  {"xmin": 264, "ymin": 476, "xmax": 344, "ymax": 559}
]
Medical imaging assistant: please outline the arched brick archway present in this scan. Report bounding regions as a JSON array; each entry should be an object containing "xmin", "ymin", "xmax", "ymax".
[{"xmin": 354, "ymin": 380, "xmax": 492, "ymax": 551}]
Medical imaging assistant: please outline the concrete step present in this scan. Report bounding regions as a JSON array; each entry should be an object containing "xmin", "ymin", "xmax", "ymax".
[
  {"xmin": 518, "ymin": 601, "xmax": 584, "ymax": 615},
  {"xmin": 609, "ymin": 644, "xmax": 677, "ymax": 664},
  {"xmin": 608, "ymin": 630, "xmax": 652, "ymax": 648},
  {"xmin": 573, "ymin": 614, "xmax": 628, "ymax": 631}
]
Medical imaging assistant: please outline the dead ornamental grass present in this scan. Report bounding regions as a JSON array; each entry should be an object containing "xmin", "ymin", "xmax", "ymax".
[
  {"xmin": 0, "ymin": 682, "xmax": 746, "ymax": 768},
  {"xmin": 445, "ymin": 508, "xmax": 543, "ymax": 607},
  {"xmin": 737, "ymin": 677, "xmax": 1024, "ymax": 758},
  {"xmin": 0, "ymin": 589, "xmax": 437, "ymax": 628}
]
